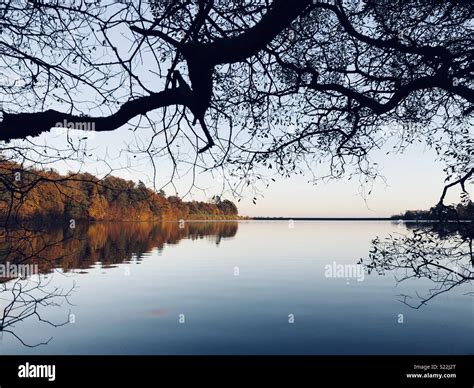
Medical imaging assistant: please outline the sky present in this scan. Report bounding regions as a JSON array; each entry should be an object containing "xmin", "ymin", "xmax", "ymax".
[{"xmin": 237, "ymin": 145, "xmax": 466, "ymax": 218}]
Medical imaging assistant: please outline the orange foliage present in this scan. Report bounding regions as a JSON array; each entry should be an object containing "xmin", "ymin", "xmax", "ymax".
[{"xmin": 0, "ymin": 161, "xmax": 239, "ymax": 222}]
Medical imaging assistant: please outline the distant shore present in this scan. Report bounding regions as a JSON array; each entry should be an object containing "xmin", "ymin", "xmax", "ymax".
[
  {"xmin": 250, "ymin": 217, "xmax": 472, "ymax": 222},
  {"xmin": 1, "ymin": 217, "xmax": 471, "ymax": 225},
  {"xmin": 251, "ymin": 217, "xmax": 394, "ymax": 221}
]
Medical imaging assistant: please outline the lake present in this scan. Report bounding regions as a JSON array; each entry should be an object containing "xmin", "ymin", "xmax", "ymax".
[{"xmin": 0, "ymin": 221, "xmax": 472, "ymax": 355}]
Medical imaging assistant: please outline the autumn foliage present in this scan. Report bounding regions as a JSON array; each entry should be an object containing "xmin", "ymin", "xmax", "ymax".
[{"xmin": 0, "ymin": 161, "xmax": 238, "ymax": 222}]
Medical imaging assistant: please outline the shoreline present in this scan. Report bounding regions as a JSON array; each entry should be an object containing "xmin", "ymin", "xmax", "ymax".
[
  {"xmin": 0, "ymin": 218, "xmax": 471, "ymax": 226},
  {"xmin": 250, "ymin": 217, "xmax": 473, "ymax": 222}
]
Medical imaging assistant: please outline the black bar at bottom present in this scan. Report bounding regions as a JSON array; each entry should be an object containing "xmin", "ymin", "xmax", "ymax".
[{"xmin": 0, "ymin": 355, "xmax": 472, "ymax": 387}]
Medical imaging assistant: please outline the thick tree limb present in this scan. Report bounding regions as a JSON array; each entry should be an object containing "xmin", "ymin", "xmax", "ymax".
[
  {"xmin": 132, "ymin": 0, "xmax": 313, "ymax": 66},
  {"xmin": 128, "ymin": 0, "xmax": 315, "ymax": 152},
  {"xmin": 199, "ymin": 0, "xmax": 313, "ymax": 65},
  {"xmin": 0, "ymin": 87, "xmax": 189, "ymax": 142}
]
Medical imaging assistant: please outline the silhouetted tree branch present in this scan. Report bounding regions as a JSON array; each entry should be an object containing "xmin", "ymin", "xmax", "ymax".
[{"xmin": 0, "ymin": 0, "xmax": 471, "ymax": 197}]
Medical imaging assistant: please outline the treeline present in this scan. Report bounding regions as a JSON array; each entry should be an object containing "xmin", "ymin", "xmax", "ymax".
[
  {"xmin": 391, "ymin": 201, "xmax": 474, "ymax": 221},
  {"xmin": 0, "ymin": 161, "xmax": 239, "ymax": 222}
]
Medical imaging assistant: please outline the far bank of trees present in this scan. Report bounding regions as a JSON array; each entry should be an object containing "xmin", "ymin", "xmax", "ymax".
[
  {"xmin": 392, "ymin": 201, "xmax": 473, "ymax": 221},
  {"xmin": 0, "ymin": 161, "xmax": 239, "ymax": 222}
]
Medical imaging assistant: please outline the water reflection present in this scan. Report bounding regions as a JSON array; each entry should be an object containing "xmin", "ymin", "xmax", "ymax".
[
  {"xmin": 0, "ymin": 221, "xmax": 239, "ymax": 273},
  {"xmin": 0, "ymin": 221, "xmax": 472, "ymax": 353},
  {"xmin": 0, "ymin": 221, "xmax": 238, "ymax": 347},
  {"xmin": 0, "ymin": 277, "xmax": 73, "ymax": 347},
  {"xmin": 364, "ymin": 222, "xmax": 473, "ymax": 308}
]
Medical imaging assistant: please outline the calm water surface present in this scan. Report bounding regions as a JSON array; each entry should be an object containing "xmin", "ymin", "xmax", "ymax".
[{"xmin": 0, "ymin": 221, "xmax": 472, "ymax": 355}]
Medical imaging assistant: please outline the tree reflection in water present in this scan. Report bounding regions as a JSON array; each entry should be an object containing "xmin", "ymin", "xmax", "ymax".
[
  {"xmin": 0, "ymin": 277, "xmax": 73, "ymax": 347},
  {"xmin": 0, "ymin": 221, "xmax": 238, "ymax": 347},
  {"xmin": 363, "ymin": 222, "xmax": 473, "ymax": 309}
]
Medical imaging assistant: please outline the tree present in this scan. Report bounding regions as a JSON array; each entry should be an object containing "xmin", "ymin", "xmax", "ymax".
[
  {"xmin": 218, "ymin": 199, "xmax": 238, "ymax": 216},
  {"xmin": 0, "ymin": 0, "xmax": 471, "ymax": 199}
]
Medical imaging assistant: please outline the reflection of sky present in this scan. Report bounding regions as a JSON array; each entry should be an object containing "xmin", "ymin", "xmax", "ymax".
[{"xmin": 0, "ymin": 221, "xmax": 472, "ymax": 355}]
